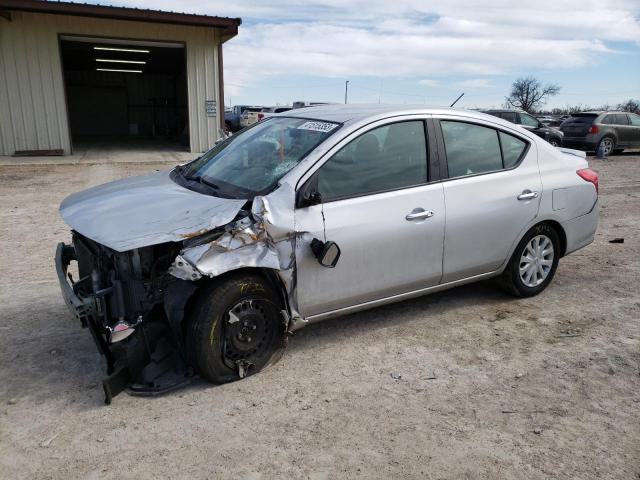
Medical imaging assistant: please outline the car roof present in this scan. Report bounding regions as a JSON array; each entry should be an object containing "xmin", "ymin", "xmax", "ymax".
[{"xmin": 283, "ymin": 104, "xmax": 493, "ymax": 124}]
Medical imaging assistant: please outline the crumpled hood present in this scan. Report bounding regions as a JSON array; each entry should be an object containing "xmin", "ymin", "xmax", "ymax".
[{"xmin": 59, "ymin": 170, "xmax": 247, "ymax": 252}]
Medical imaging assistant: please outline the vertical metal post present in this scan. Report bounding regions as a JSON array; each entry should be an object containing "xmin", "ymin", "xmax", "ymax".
[{"xmin": 344, "ymin": 80, "xmax": 349, "ymax": 104}]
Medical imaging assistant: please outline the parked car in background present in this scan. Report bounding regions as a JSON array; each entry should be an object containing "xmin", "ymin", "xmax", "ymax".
[
  {"xmin": 292, "ymin": 101, "xmax": 336, "ymax": 109},
  {"xmin": 541, "ymin": 118, "xmax": 564, "ymax": 129},
  {"xmin": 56, "ymin": 105, "xmax": 598, "ymax": 402},
  {"xmin": 240, "ymin": 107, "xmax": 265, "ymax": 128},
  {"xmin": 484, "ymin": 109, "xmax": 564, "ymax": 147},
  {"xmin": 257, "ymin": 106, "xmax": 293, "ymax": 122},
  {"xmin": 225, "ymin": 105, "xmax": 261, "ymax": 132},
  {"xmin": 560, "ymin": 111, "xmax": 640, "ymax": 155}
]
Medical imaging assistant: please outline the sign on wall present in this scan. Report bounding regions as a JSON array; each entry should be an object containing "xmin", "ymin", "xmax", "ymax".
[{"xmin": 205, "ymin": 100, "xmax": 217, "ymax": 117}]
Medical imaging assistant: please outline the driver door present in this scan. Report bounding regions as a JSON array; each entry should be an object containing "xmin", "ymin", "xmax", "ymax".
[{"xmin": 294, "ymin": 119, "xmax": 445, "ymax": 318}]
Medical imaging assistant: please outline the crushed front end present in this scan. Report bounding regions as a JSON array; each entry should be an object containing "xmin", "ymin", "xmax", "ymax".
[{"xmin": 55, "ymin": 232, "xmax": 197, "ymax": 404}]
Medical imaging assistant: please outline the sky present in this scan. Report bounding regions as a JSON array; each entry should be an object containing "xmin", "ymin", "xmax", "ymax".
[{"xmin": 100, "ymin": 0, "xmax": 639, "ymax": 110}]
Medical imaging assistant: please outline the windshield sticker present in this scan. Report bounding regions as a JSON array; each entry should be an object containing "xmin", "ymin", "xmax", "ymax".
[{"xmin": 296, "ymin": 121, "xmax": 338, "ymax": 133}]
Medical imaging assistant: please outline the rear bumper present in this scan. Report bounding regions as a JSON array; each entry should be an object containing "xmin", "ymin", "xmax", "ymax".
[
  {"xmin": 562, "ymin": 200, "xmax": 599, "ymax": 255},
  {"xmin": 561, "ymin": 137, "xmax": 598, "ymax": 151}
]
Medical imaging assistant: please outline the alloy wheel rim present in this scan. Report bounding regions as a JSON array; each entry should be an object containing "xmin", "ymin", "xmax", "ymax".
[
  {"xmin": 519, "ymin": 235, "xmax": 554, "ymax": 287},
  {"xmin": 602, "ymin": 138, "xmax": 613, "ymax": 155}
]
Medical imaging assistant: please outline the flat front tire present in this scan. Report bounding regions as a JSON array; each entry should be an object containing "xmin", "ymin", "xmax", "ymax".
[
  {"xmin": 186, "ymin": 273, "xmax": 286, "ymax": 383},
  {"xmin": 502, "ymin": 224, "xmax": 560, "ymax": 297}
]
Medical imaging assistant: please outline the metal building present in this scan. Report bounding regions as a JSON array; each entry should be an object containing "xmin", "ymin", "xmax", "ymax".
[{"xmin": 0, "ymin": 0, "xmax": 240, "ymax": 155}]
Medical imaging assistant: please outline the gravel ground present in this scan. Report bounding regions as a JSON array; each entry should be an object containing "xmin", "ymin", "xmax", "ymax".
[{"xmin": 0, "ymin": 152, "xmax": 639, "ymax": 479}]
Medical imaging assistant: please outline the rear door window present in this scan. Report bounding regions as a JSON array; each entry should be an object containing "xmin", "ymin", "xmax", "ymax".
[
  {"xmin": 614, "ymin": 114, "xmax": 629, "ymax": 125},
  {"xmin": 441, "ymin": 121, "xmax": 502, "ymax": 177},
  {"xmin": 441, "ymin": 121, "xmax": 528, "ymax": 178}
]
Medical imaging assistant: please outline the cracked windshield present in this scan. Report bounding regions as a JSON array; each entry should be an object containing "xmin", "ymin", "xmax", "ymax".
[{"xmin": 183, "ymin": 117, "xmax": 339, "ymax": 195}]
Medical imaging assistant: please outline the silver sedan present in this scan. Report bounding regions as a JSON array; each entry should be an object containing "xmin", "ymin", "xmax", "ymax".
[{"xmin": 56, "ymin": 105, "xmax": 599, "ymax": 402}]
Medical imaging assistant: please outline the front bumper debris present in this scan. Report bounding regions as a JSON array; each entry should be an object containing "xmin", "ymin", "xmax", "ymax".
[{"xmin": 55, "ymin": 241, "xmax": 195, "ymax": 404}]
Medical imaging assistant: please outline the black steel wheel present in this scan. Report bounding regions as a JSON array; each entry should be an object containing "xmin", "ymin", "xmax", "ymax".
[{"xmin": 186, "ymin": 273, "xmax": 285, "ymax": 383}]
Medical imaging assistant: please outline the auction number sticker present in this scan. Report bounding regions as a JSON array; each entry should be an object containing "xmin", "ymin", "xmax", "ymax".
[{"xmin": 297, "ymin": 121, "xmax": 338, "ymax": 133}]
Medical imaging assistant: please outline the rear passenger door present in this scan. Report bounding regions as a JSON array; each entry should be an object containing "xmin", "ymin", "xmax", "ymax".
[
  {"xmin": 435, "ymin": 118, "xmax": 541, "ymax": 282},
  {"xmin": 613, "ymin": 113, "xmax": 634, "ymax": 146},
  {"xmin": 628, "ymin": 113, "xmax": 640, "ymax": 146}
]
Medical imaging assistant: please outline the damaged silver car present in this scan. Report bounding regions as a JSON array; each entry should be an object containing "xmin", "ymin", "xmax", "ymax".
[{"xmin": 56, "ymin": 105, "xmax": 599, "ymax": 403}]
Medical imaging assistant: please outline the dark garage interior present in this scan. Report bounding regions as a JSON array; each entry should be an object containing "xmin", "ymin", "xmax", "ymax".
[{"xmin": 59, "ymin": 37, "xmax": 189, "ymax": 152}]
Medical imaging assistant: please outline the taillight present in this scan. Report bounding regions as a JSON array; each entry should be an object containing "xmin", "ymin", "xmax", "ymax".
[
  {"xmin": 577, "ymin": 168, "xmax": 598, "ymax": 195},
  {"xmin": 258, "ymin": 113, "xmax": 264, "ymax": 121},
  {"xmin": 588, "ymin": 125, "xmax": 599, "ymax": 135}
]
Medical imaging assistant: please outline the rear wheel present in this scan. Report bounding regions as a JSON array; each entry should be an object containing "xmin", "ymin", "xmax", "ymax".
[
  {"xmin": 502, "ymin": 224, "xmax": 560, "ymax": 297},
  {"xmin": 597, "ymin": 136, "xmax": 615, "ymax": 156},
  {"xmin": 186, "ymin": 273, "xmax": 286, "ymax": 383}
]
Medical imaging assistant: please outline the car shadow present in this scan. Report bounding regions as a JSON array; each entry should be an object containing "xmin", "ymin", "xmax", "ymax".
[
  {"xmin": 0, "ymin": 279, "xmax": 512, "ymax": 408},
  {"xmin": 287, "ymin": 279, "xmax": 509, "ymax": 353}
]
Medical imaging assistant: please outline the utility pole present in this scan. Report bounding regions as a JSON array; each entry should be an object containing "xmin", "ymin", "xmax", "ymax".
[{"xmin": 344, "ymin": 80, "xmax": 349, "ymax": 104}]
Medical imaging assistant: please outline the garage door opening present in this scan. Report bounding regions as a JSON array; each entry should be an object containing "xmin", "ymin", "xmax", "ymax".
[{"xmin": 60, "ymin": 36, "xmax": 189, "ymax": 153}]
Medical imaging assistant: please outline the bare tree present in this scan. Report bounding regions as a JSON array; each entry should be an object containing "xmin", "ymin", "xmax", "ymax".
[
  {"xmin": 506, "ymin": 76, "xmax": 561, "ymax": 112},
  {"xmin": 617, "ymin": 99, "xmax": 640, "ymax": 114}
]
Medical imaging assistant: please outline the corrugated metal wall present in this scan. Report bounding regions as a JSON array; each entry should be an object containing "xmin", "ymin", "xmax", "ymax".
[{"xmin": 0, "ymin": 11, "xmax": 222, "ymax": 155}]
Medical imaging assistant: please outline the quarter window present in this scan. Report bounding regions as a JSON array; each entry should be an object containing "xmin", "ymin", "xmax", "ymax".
[
  {"xmin": 500, "ymin": 132, "xmax": 527, "ymax": 168},
  {"xmin": 316, "ymin": 121, "xmax": 427, "ymax": 201},
  {"xmin": 629, "ymin": 114, "xmax": 640, "ymax": 126}
]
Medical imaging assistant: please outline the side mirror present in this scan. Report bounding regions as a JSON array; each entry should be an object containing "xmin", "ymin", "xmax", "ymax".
[
  {"xmin": 299, "ymin": 190, "xmax": 322, "ymax": 208},
  {"xmin": 311, "ymin": 239, "xmax": 341, "ymax": 268}
]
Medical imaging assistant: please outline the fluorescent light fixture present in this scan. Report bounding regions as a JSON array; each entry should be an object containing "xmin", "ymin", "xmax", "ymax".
[
  {"xmin": 96, "ymin": 68, "xmax": 143, "ymax": 73},
  {"xmin": 94, "ymin": 46, "xmax": 150, "ymax": 53},
  {"xmin": 96, "ymin": 58, "xmax": 146, "ymax": 64}
]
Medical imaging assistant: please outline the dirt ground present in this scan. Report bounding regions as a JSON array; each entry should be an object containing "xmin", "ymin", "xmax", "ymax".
[{"xmin": 1, "ymin": 152, "xmax": 639, "ymax": 479}]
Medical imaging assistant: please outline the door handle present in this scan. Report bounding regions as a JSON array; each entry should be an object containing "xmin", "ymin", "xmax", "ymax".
[
  {"xmin": 405, "ymin": 209, "xmax": 434, "ymax": 221},
  {"xmin": 517, "ymin": 190, "xmax": 539, "ymax": 201}
]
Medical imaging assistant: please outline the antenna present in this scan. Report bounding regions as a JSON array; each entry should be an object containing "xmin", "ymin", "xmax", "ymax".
[{"xmin": 450, "ymin": 92, "xmax": 464, "ymax": 107}]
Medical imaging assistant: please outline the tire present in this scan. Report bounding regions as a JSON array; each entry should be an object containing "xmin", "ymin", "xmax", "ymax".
[
  {"xmin": 597, "ymin": 136, "xmax": 615, "ymax": 156},
  {"xmin": 548, "ymin": 137, "xmax": 561, "ymax": 147},
  {"xmin": 501, "ymin": 223, "xmax": 560, "ymax": 298},
  {"xmin": 186, "ymin": 273, "xmax": 285, "ymax": 383},
  {"xmin": 224, "ymin": 121, "xmax": 232, "ymax": 133}
]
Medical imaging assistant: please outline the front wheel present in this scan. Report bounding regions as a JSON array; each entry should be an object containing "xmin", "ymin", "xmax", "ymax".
[
  {"xmin": 548, "ymin": 137, "xmax": 561, "ymax": 147},
  {"xmin": 502, "ymin": 224, "xmax": 560, "ymax": 297},
  {"xmin": 186, "ymin": 273, "xmax": 286, "ymax": 383}
]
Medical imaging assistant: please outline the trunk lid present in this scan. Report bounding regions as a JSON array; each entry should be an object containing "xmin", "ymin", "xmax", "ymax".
[{"xmin": 560, "ymin": 114, "xmax": 598, "ymax": 136}]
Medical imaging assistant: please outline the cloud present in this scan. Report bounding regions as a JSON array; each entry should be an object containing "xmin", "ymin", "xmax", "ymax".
[
  {"xmin": 455, "ymin": 79, "xmax": 492, "ymax": 88},
  {"xmin": 418, "ymin": 79, "xmax": 439, "ymax": 87},
  {"xmin": 104, "ymin": 0, "xmax": 640, "ymax": 90}
]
